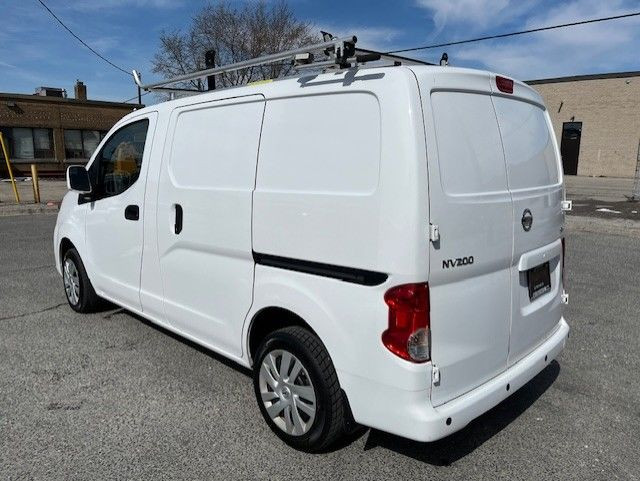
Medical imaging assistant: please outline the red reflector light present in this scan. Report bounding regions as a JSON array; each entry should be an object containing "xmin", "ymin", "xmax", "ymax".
[
  {"xmin": 382, "ymin": 283, "xmax": 430, "ymax": 363},
  {"xmin": 496, "ymin": 76, "xmax": 514, "ymax": 94}
]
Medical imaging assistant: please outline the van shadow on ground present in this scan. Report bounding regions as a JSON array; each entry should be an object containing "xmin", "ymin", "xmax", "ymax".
[
  {"xmin": 105, "ymin": 307, "xmax": 253, "ymax": 377},
  {"xmin": 114, "ymin": 307, "xmax": 560, "ymax": 464},
  {"xmin": 362, "ymin": 361, "xmax": 560, "ymax": 466}
]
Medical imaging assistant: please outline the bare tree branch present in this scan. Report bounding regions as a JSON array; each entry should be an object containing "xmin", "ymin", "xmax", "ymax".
[{"xmin": 152, "ymin": 0, "xmax": 318, "ymax": 97}]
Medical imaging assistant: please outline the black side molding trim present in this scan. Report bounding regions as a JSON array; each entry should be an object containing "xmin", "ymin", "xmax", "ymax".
[{"xmin": 253, "ymin": 252, "xmax": 388, "ymax": 286}]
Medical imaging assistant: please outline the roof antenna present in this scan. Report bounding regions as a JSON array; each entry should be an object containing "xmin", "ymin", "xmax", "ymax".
[{"xmin": 440, "ymin": 53, "xmax": 449, "ymax": 66}]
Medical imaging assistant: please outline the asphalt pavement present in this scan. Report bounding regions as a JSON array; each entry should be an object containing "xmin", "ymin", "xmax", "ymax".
[{"xmin": 1, "ymin": 214, "xmax": 639, "ymax": 480}]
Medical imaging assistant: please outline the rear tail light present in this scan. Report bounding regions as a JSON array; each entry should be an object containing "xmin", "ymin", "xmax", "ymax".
[
  {"xmin": 496, "ymin": 75, "xmax": 514, "ymax": 94},
  {"xmin": 382, "ymin": 283, "xmax": 430, "ymax": 363}
]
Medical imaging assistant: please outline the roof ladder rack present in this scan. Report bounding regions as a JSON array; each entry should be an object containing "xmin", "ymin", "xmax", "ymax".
[{"xmin": 132, "ymin": 34, "xmax": 359, "ymax": 93}]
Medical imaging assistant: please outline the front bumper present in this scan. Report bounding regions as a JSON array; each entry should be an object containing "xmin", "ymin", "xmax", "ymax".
[{"xmin": 341, "ymin": 317, "xmax": 569, "ymax": 442}]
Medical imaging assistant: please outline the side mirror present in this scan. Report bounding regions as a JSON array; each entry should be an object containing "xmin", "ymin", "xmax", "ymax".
[{"xmin": 66, "ymin": 165, "xmax": 92, "ymax": 194}]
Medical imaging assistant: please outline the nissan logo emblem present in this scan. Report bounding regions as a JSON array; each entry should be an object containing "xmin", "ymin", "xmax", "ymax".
[{"xmin": 522, "ymin": 209, "xmax": 533, "ymax": 232}]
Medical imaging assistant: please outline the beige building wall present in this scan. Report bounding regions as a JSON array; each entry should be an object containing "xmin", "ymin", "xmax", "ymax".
[{"xmin": 529, "ymin": 73, "xmax": 640, "ymax": 178}]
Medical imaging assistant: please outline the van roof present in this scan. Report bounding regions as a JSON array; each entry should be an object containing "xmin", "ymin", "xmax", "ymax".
[{"xmin": 122, "ymin": 65, "xmax": 543, "ymax": 120}]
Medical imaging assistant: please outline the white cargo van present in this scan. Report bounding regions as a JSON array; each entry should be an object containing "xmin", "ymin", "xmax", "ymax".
[{"xmin": 55, "ymin": 59, "xmax": 569, "ymax": 451}]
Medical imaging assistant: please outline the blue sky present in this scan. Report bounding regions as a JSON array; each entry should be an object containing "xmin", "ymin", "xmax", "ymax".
[{"xmin": 1, "ymin": 0, "xmax": 639, "ymax": 103}]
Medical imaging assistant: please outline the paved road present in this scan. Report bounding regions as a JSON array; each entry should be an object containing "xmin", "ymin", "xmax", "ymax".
[
  {"xmin": 564, "ymin": 177, "xmax": 640, "ymax": 220},
  {"xmin": 1, "ymin": 215, "xmax": 639, "ymax": 480},
  {"xmin": 570, "ymin": 199, "xmax": 640, "ymax": 220}
]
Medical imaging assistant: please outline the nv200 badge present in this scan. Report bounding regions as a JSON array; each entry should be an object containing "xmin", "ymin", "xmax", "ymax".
[{"xmin": 442, "ymin": 256, "xmax": 474, "ymax": 269}]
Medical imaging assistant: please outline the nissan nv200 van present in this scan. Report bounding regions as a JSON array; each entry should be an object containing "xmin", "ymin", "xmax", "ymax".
[{"xmin": 55, "ymin": 63, "xmax": 569, "ymax": 451}]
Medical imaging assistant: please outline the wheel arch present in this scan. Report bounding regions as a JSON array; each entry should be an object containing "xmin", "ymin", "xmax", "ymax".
[
  {"xmin": 56, "ymin": 230, "xmax": 95, "ymax": 292},
  {"xmin": 54, "ymin": 199, "xmax": 87, "ymax": 277},
  {"xmin": 246, "ymin": 306, "xmax": 320, "ymax": 365},
  {"xmin": 243, "ymin": 272, "xmax": 356, "ymax": 377},
  {"xmin": 59, "ymin": 237, "xmax": 76, "ymax": 264}
]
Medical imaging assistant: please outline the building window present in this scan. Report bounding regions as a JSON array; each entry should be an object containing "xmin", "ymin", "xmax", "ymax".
[
  {"xmin": 0, "ymin": 127, "xmax": 54, "ymax": 160},
  {"xmin": 33, "ymin": 129, "xmax": 54, "ymax": 158},
  {"xmin": 64, "ymin": 129, "xmax": 106, "ymax": 160},
  {"xmin": 63, "ymin": 130, "xmax": 83, "ymax": 159}
]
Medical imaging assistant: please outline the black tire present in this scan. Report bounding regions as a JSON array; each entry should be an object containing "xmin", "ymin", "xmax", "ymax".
[
  {"xmin": 62, "ymin": 247, "xmax": 102, "ymax": 313},
  {"xmin": 253, "ymin": 326, "xmax": 347, "ymax": 452}
]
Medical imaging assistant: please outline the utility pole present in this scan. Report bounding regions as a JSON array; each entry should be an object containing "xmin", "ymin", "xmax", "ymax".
[{"xmin": 205, "ymin": 50, "xmax": 216, "ymax": 91}]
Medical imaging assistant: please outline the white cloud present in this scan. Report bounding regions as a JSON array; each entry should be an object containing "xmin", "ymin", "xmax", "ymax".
[
  {"xmin": 415, "ymin": 0, "xmax": 535, "ymax": 34},
  {"xmin": 0, "ymin": 60, "xmax": 17, "ymax": 69},
  {"xmin": 88, "ymin": 36, "xmax": 122, "ymax": 53},
  {"xmin": 313, "ymin": 24, "xmax": 404, "ymax": 52},
  {"xmin": 451, "ymin": 0, "xmax": 640, "ymax": 80},
  {"xmin": 0, "ymin": 61, "xmax": 49, "ymax": 86}
]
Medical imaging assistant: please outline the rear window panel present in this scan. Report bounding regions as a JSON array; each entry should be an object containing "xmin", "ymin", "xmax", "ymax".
[
  {"xmin": 431, "ymin": 91, "xmax": 508, "ymax": 195},
  {"xmin": 492, "ymin": 97, "xmax": 560, "ymax": 189}
]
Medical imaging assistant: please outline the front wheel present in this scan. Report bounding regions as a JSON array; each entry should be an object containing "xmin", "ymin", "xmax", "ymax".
[
  {"xmin": 253, "ymin": 326, "xmax": 347, "ymax": 452},
  {"xmin": 62, "ymin": 248, "xmax": 102, "ymax": 313}
]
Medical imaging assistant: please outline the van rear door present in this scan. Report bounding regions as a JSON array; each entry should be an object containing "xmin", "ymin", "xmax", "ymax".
[
  {"xmin": 417, "ymin": 70, "xmax": 513, "ymax": 407},
  {"xmin": 490, "ymin": 78, "xmax": 564, "ymax": 365}
]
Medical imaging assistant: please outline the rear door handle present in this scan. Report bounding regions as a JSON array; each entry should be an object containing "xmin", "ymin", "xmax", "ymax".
[
  {"xmin": 174, "ymin": 204, "xmax": 183, "ymax": 234},
  {"xmin": 124, "ymin": 204, "xmax": 139, "ymax": 221}
]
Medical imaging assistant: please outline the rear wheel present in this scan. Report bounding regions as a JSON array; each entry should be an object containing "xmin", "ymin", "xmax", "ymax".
[
  {"xmin": 62, "ymin": 248, "xmax": 102, "ymax": 313},
  {"xmin": 253, "ymin": 326, "xmax": 346, "ymax": 452}
]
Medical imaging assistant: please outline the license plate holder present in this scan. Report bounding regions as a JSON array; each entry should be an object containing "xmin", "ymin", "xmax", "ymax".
[{"xmin": 527, "ymin": 262, "xmax": 551, "ymax": 301}]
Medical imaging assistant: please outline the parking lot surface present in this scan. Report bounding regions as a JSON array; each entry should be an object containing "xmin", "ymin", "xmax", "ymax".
[{"xmin": 1, "ymin": 214, "xmax": 639, "ymax": 480}]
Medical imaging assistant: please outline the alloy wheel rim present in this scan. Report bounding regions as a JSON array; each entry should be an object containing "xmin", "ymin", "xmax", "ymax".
[
  {"xmin": 63, "ymin": 258, "xmax": 80, "ymax": 306},
  {"xmin": 258, "ymin": 349, "xmax": 317, "ymax": 436}
]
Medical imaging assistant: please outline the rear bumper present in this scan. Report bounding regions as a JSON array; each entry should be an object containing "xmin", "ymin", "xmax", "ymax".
[{"xmin": 341, "ymin": 317, "xmax": 569, "ymax": 442}]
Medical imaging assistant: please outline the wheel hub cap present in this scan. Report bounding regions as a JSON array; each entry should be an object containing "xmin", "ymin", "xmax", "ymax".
[
  {"xmin": 63, "ymin": 258, "xmax": 80, "ymax": 306},
  {"xmin": 258, "ymin": 349, "xmax": 317, "ymax": 436}
]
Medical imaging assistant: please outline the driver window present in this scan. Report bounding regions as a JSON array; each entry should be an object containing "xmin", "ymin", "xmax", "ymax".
[{"xmin": 90, "ymin": 119, "xmax": 149, "ymax": 199}]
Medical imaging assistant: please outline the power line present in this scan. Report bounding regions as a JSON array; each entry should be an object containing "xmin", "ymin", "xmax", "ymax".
[
  {"xmin": 386, "ymin": 11, "xmax": 640, "ymax": 54},
  {"xmin": 35, "ymin": 0, "xmax": 132, "ymax": 77}
]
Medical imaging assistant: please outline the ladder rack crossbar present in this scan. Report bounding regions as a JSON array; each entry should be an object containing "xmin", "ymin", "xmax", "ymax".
[{"xmin": 135, "ymin": 35, "xmax": 357, "ymax": 91}]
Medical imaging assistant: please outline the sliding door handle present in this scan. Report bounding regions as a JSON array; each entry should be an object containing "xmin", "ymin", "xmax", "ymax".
[
  {"xmin": 174, "ymin": 204, "xmax": 183, "ymax": 234},
  {"xmin": 124, "ymin": 204, "xmax": 139, "ymax": 221}
]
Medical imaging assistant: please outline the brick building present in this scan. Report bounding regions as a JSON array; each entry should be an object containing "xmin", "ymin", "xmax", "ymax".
[
  {"xmin": 527, "ymin": 71, "xmax": 640, "ymax": 178},
  {"xmin": 0, "ymin": 81, "xmax": 141, "ymax": 176}
]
